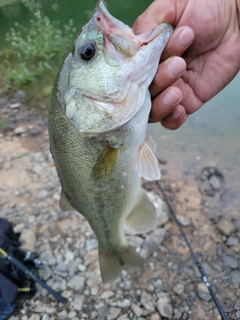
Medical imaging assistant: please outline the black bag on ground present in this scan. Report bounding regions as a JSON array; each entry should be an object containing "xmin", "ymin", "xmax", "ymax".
[{"xmin": 0, "ymin": 219, "xmax": 38, "ymax": 320}]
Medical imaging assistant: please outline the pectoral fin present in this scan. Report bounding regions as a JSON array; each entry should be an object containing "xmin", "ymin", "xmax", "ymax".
[
  {"xmin": 59, "ymin": 190, "xmax": 74, "ymax": 212},
  {"xmin": 125, "ymin": 190, "xmax": 157, "ymax": 234},
  {"xmin": 136, "ymin": 134, "xmax": 161, "ymax": 181},
  {"xmin": 91, "ymin": 145, "xmax": 119, "ymax": 180}
]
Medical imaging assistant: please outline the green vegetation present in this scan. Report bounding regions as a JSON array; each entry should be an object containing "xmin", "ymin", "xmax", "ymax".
[{"xmin": 0, "ymin": 0, "xmax": 77, "ymax": 96}]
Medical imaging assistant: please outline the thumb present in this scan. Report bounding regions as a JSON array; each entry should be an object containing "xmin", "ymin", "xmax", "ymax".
[{"xmin": 133, "ymin": 0, "xmax": 176, "ymax": 34}]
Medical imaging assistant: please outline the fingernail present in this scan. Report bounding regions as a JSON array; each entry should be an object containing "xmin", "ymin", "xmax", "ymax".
[
  {"xmin": 179, "ymin": 28, "xmax": 194, "ymax": 47},
  {"xmin": 167, "ymin": 57, "xmax": 185, "ymax": 77},
  {"xmin": 172, "ymin": 106, "xmax": 184, "ymax": 119},
  {"xmin": 162, "ymin": 89, "xmax": 181, "ymax": 106}
]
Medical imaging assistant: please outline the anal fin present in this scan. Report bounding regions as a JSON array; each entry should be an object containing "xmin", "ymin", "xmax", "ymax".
[
  {"xmin": 125, "ymin": 190, "xmax": 157, "ymax": 235},
  {"xmin": 136, "ymin": 134, "xmax": 161, "ymax": 181},
  {"xmin": 59, "ymin": 190, "xmax": 74, "ymax": 212},
  {"xmin": 91, "ymin": 145, "xmax": 119, "ymax": 180}
]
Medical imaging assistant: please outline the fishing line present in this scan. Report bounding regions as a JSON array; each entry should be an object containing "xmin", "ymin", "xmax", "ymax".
[{"xmin": 156, "ymin": 180, "xmax": 229, "ymax": 320}]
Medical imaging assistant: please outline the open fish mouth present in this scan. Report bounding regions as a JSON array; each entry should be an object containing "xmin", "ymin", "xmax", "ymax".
[{"xmin": 95, "ymin": 1, "xmax": 172, "ymax": 57}]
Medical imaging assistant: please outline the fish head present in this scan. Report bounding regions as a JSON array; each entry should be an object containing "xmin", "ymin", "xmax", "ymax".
[{"xmin": 57, "ymin": 1, "xmax": 173, "ymax": 132}]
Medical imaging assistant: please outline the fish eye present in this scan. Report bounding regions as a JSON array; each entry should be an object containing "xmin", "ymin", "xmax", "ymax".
[{"xmin": 78, "ymin": 43, "xmax": 96, "ymax": 61}]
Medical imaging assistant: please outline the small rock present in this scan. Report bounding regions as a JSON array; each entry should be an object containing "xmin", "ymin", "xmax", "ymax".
[
  {"xmin": 149, "ymin": 313, "xmax": 161, "ymax": 320},
  {"xmin": 55, "ymin": 261, "xmax": 68, "ymax": 275},
  {"xmin": 52, "ymin": 279, "xmax": 67, "ymax": 292},
  {"xmin": 101, "ymin": 290, "xmax": 114, "ymax": 299},
  {"xmin": 131, "ymin": 304, "xmax": 143, "ymax": 316},
  {"xmin": 39, "ymin": 250, "xmax": 56, "ymax": 266},
  {"xmin": 223, "ymin": 255, "xmax": 238, "ymax": 269},
  {"xmin": 65, "ymin": 250, "xmax": 74, "ymax": 262},
  {"xmin": 156, "ymin": 292, "xmax": 173, "ymax": 318},
  {"xmin": 117, "ymin": 299, "xmax": 131, "ymax": 308},
  {"xmin": 41, "ymin": 315, "xmax": 49, "ymax": 320},
  {"xmin": 197, "ymin": 283, "xmax": 212, "ymax": 302},
  {"xmin": 19, "ymin": 228, "xmax": 36, "ymax": 252},
  {"xmin": 231, "ymin": 271, "xmax": 240, "ymax": 287},
  {"xmin": 73, "ymin": 295, "xmax": 85, "ymax": 311},
  {"xmin": 34, "ymin": 302, "xmax": 47, "ymax": 313},
  {"xmin": 176, "ymin": 215, "xmax": 190, "ymax": 226},
  {"xmin": 36, "ymin": 189, "xmax": 48, "ymax": 199},
  {"xmin": 216, "ymin": 218, "xmax": 237, "ymax": 236},
  {"xmin": 85, "ymin": 238, "xmax": 98, "ymax": 250},
  {"xmin": 226, "ymin": 237, "xmax": 239, "ymax": 247},
  {"xmin": 39, "ymin": 264, "xmax": 52, "ymax": 281},
  {"xmin": 68, "ymin": 311, "xmax": 77, "ymax": 318},
  {"xmin": 209, "ymin": 175, "xmax": 222, "ymax": 191},
  {"xmin": 174, "ymin": 308, "xmax": 182, "ymax": 320},
  {"xmin": 127, "ymin": 235, "xmax": 144, "ymax": 248},
  {"xmin": 140, "ymin": 291, "xmax": 155, "ymax": 313},
  {"xmin": 45, "ymin": 306, "xmax": 56, "ymax": 314},
  {"xmin": 68, "ymin": 275, "xmax": 85, "ymax": 292},
  {"xmin": 107, "ymin": 307, "xmax": 121, "ymax": 320},
  {"xmin": 236, "ymin": 289, "xmax": 240, "ymax": 296},
  {"xmin": 10, "ymin": 102, "xmax": 21, "ymax": 109},
  {"xmin": 28, "ymin": 315, "xmax": 40, "ymax": 320},
  {"xmin": 14, "ymin": 126, "xmax": 25, "ymax": 135},
  {"xmin": 173, "ymin": 283, "xmax": 184, "ymax": 295}
]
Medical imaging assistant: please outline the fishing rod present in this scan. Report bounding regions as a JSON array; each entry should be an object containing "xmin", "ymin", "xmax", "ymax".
[
  {"xmin": 156, "ymin": 180, "xmax": 229, "ymax": 320},
  {"xmin": 0, "ymin": 247, "xmax": 66, "ymax": 304}
]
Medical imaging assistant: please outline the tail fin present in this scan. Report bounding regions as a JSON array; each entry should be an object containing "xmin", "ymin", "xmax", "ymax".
[{"xmin": 99, "ymin": 246, "xmax": 143, "ymax": 283}]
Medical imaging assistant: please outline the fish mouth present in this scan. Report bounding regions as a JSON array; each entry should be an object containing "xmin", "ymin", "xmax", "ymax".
[{"xmin": 95, "ymin": 1, "xmax": 172, "ymax": 57}]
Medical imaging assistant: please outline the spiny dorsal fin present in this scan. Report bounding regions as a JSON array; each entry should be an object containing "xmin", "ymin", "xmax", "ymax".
[
  {"xmin": 125, "ymin": 190, "xmax": 157, "ymax": 234},
  {"xmin": 59, "ymin": 189, "xmax": 74, "ymax": 212},
  {"xmin": 91, "ymin": 145, "xmax": 119, "ymax": 180},
  {"xmin": 136, "ymin": 135, "xmax": 161, "ymax": 181}
]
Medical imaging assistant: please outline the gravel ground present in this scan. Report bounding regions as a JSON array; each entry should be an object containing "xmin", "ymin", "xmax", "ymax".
[{"xmin": 0, "ymin": 93, "xmax": 240, "ymax": 320}]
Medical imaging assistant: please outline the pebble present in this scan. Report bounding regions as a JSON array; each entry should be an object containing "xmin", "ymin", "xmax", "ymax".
[
  {"xmin": 41, "ymin": 315, "xmax": 49, "ymax": 320},
  {"xmin": 156, "ymin": 292, "xmax": 173, "ymax": 318},
  {"xmin": 39, "ymin": 250, "xmax": 56, "ymax": 266},
  {"xmin": 197, "ymin": 283, "xmax": 212, "ymax": 302},
  {"xmin": 36, "ymin": 189, "xmax": 49, "ymax": 199},
  {"xmin": 226, "ymin": 236, "xmax": 239, "ymax": 246},
  {"xmin": 39, "ymin": 264, "xmax": 52, "ymax": 281},
  {"xmin": 19, "ymin": 228, "xmax": 36, "ymax": 251},
  {"xmin": 216, "ymin": 218, "xmax": 237, "ymax": 236},
  {"xmin": 223, "ymin": 255, "xmax": 238, "ymax": 269},
  {"xmin": 173, "ymin": 283, "xmax": 184, "ymax": 295},
  {"xmin": 117, "ymin": 299, "xmax": 131, "ymax": 308},
  {"xmin": 101, "ymin": 290, "xmax": 114, "ymax": 299},
  {"xmin": 209, "ymin": 176, "xmax": 222, "ymax": 191},
  {"xmin": 176, "ymin": 215, "xmax": 190, "ymax": 226},
  {"xmin": 73, "ymin": 295, "xmax": 85, "ymax": 311},
  {"xmin": 68, "ymin": 311, "xmax": 77, "ymax": 318},
  {"xmin": 14, "ymin": 126, "xmax": 25, "ymax": 134},
  {"xmin": 231, "ymin": 271, "xmax": 240, "ymax": 287},
  {"xmin": 107, "ymin": 307, "xmax": 121, "ymax": 320},
  {"xmin": 140, "ymin": 291, "xmax": 155, "ymax": 313},
  {"xmin": 131, "ymin": 304, "xmax": 143, "ymax": 316},
  {"xmin": 149, "ymin": 313, "xmax": 161, "ymax": 320},
  {"xmin": 68, "ymin": 275, "xmax": 85, "ymax": 292}
]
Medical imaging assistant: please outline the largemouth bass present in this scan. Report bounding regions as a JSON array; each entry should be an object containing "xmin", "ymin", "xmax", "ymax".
[{"xmin": 48, "ymin": 1, "xmax": 172, "ymax": 283}]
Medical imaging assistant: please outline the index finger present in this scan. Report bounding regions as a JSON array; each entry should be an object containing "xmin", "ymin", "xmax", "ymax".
[{"xmin": 132, "ymin": 0, "xmax": 176, "ymax": 34}]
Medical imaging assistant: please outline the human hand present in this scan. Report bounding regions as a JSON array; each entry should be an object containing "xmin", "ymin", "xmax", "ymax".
[{"xmin": 133, "ymin": 0, "xmax": 240, "ymax": 129}]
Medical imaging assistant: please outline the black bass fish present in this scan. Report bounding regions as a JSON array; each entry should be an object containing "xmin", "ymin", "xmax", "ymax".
[{"xmin": 48, "ymin": 1, "xmax": 172, "ymax": 283}]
